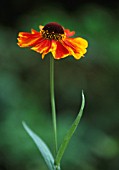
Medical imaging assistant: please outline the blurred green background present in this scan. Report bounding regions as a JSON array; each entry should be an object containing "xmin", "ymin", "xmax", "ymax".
[{"xmin": 0, "ymin": 0, "xmax": 119, "ymax": 170}]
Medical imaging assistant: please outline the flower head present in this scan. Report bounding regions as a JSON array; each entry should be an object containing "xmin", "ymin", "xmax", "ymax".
[{"xmin": 17, "ymin": 22, "xmax": 88, "ymax": 59}]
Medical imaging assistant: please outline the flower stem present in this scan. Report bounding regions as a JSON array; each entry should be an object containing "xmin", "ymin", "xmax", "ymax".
[{"xmin": 50, "ymin": 56, "xmax": 57, "ymax": 157}]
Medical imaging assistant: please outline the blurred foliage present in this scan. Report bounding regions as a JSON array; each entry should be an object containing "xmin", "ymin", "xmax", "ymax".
[{"xmin": 0, "ymin": 2, "xmax": 119, "ymax": 170}]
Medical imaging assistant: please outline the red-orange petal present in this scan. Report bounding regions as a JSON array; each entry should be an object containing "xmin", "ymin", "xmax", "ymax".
[
  {"xmin": 51, "ymin": 41, "xmax": 70, "ymax": 59},
  {"xmin": 62, "ymin": 37, "xmax": 88, "ymax": 59},
  {"xmin": 64, "ymin": 29, "xmax": 75, "ymax": 37},
  {"xmin": 31, "ymin": 39, "xmax": 52, "ymax": 59},
  {"xmin": 17, "ymin": 31, "xmax": 43, "ymax": 47}
]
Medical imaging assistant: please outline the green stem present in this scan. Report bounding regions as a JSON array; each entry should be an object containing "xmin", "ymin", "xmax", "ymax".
[{"xmin": 50, "ymin": 56, "xmax": 57, "ymax": 157}]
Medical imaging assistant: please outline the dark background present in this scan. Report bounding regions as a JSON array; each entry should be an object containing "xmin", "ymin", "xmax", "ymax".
[{"xmin": 0, "ymin": 0, "xmax": 119, "ymax": 170}]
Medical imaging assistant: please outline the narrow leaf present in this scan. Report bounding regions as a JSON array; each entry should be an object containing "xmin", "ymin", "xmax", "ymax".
[
  {"xmin": 22, "ymin": 122, "xmax": 54, "ymax": 170},
  {"xmin": 55, "ymin": 91, "xmax": 85, "ymax": 166}
]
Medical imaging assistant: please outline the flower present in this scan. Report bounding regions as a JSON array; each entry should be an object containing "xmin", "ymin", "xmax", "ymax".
[{"xmin": 17, "ymin": 22, "xmax": 88, "ymax": 59}]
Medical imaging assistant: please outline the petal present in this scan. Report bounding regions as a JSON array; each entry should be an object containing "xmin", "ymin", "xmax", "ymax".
[
  {"xmin": 62, "ymin": 37, "xmax": 88, "ymax": 59},
  {"xmin": 31, "ymin": 39, "xmax": 52, "ymax": 58},
  {"xmin": 39, "ymin": 25, "xmax": 44, "ymax": 31},
  {"xmin": 17, "ymin": 30, "xmax": 43, "ymax": 47},
  {"xmin": 31, "ymin": 29, "xmax": 39, "ymax": 34},
  {"xmin": 64, "ymin": 29, "xmax": 75, "ymax": 37},
  {"xmin": 65, "ymin": 37, "xmax": 88, "ymax": 49},
  {"xmin": 51, "ymin": 41, "xmax": 70, "ymax": 59}
]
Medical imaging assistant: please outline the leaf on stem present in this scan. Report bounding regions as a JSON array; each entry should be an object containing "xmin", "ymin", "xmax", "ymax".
[
  {"xmin": 55, "ymin": 91, "xmax": 85, "ymax": 166},
  {"xmin": 22, "ymin": 122, "xmax": 54, "ymax": 170}
]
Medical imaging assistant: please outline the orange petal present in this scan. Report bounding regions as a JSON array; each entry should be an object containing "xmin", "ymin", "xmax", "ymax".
[
  {"xmin": 62, "ymin": 37, "xmax": 88, "ymax": 59},
  {"xmin": 31, "ymin": 39, "xmax": 52, "ymax": 58},
  {"xmin": 17, "ymin": 31, "xmax": 43, "ymax": 47},
  {"xmin": 64, "ymin": 29, "xmax": 75, "ymax": 37},
  {"xmin": 31, "ymin": 29, "xmax": 39, "ymax": 34},
  {"xmin": 51, "ymin": 41, "xmax": 69, "ymax": 59},
  {"xmin": 39, "ymin": 25, "xmax": 44, "ymax": 31}
]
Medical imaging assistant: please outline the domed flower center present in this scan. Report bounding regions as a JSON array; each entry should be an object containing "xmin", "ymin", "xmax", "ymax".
[{"xmin": 41, "ymin": 22, "xmax": 65, "ymax": 40}]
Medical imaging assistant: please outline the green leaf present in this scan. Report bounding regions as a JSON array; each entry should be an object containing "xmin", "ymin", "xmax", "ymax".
[
  {"xmin": 22, "ymin": 122, "xmax": 54, "ymax": 170},
  {"xmin": 55, "ymin": 91, "xmax": 85, "ymax": 166}
]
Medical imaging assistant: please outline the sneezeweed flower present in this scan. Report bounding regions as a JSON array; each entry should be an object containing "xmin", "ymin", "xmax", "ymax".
[
  {"xmin": 17, "ymin": 22, "xmax": 88, "ymax": 59},
  {"xmin": 18, "ymin": 22, "xmax": 88, "ymax": 170}
]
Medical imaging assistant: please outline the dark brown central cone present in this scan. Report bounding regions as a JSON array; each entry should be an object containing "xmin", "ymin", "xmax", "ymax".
[{"xmin": 43, "ymin": 22, "xmax": 64, "ymax": 34}]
